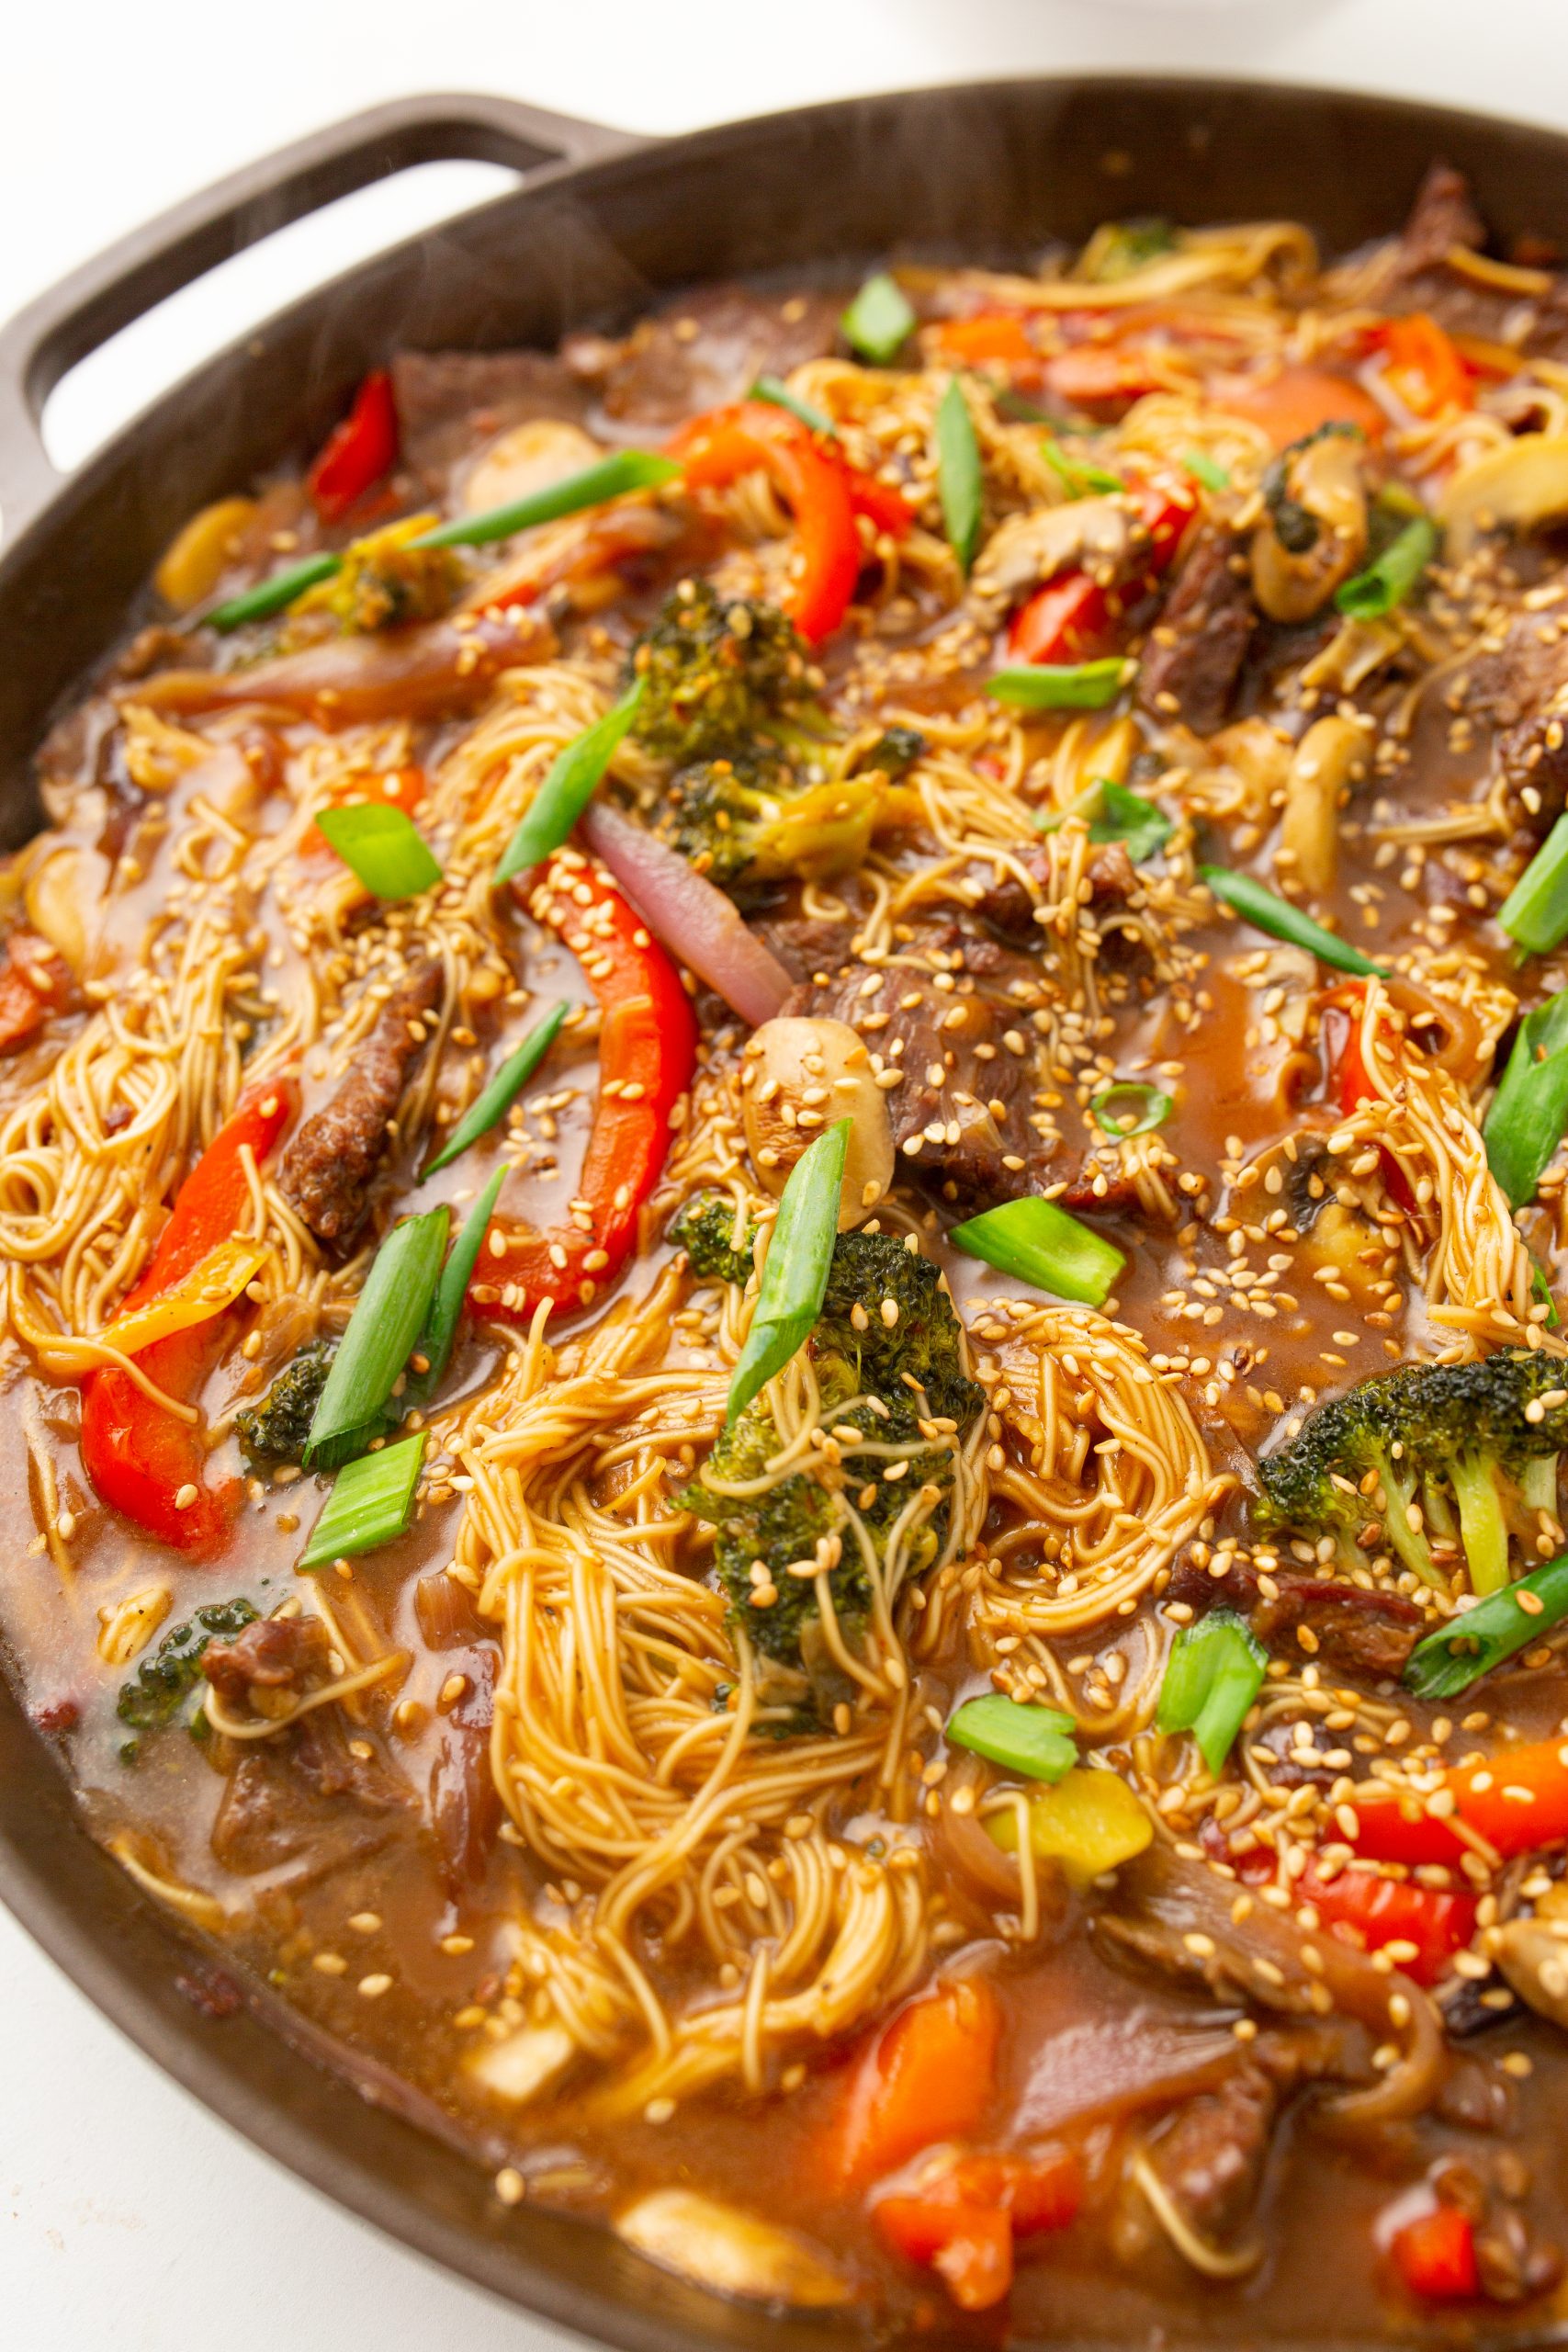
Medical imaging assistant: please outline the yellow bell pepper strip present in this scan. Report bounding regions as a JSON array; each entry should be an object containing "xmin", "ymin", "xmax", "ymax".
[
  {"xmin": 96, "ymin": 1238, "xmax": 272, "ymax": 1361},
  {"xmin": 987, "ymin": 1768, "xmax": 1153, "ymax": 1886}
]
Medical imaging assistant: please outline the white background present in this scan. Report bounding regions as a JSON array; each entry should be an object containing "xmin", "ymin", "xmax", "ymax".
[{"xmin": 4, "ymin": 4, "xmax": 1568, "ymax": 2346}]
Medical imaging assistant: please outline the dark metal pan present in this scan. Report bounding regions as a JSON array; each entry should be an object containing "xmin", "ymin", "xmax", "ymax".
[{"xmin": 5, "ymin": 76, "xmax": 1568, "ymax": 2349}]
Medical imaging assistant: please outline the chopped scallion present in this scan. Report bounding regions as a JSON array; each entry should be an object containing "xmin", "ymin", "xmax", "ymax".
[
  {"xmin": 1043, "ymin": 438, "xmax": 1123, "ymax": 498},
  {"xmin": 1181, "ymin": 449, "xmax": 1231, "ymax": 493},
  {"xmin": 1090, "ymin": 1081, "xmax": 1174, "ymax": 1138},
  {"xmin": 750, "ymin": 375, "xmax": 837, "ymax": 437},
  {"xmin": 495, "ymin": 684, "xmax": 643, "ymax": 882},
  {"xmin": 304, "ymin": 1209, "xmax": 449, "ymax": 1467},
  {"xmin": 1156, "ymin": 1610, "xmax": 1267, "ymax": 1774},
  {"xmin": 1200, "ymin": 865, "xmax": 1385, "ymax": 978},
  {"xmin": 298, "ymin": 1434, "xmax": 427, "ymax": 1569},
  {"xmin": 936, "ymin": 378, "xmax": 984, "ymax": 574},
  {"xmin": 313, "ymin": 803, "xmax": 443, "ymax": 901},
  {"xmin": 405, "ymin": 1165, "xmax": 508, "ymax": 1409},
  {"xmin": 1404, "ymin": 1552, "xmax": 1568, "ymax": 1700},
  {"xmin": 947, "ymin": 1692, "xmax": 1077, "ymax": 1782},
  {"xmin": 1335, "ymin": 513, "xmax": 1438, "ymax": 620},
  {"xmin": 208, "ymin": 551, "xmax": 343, "ymax": 633},
  {"xmin": 1500, "ymin": 814, "xmax": 1568, "ymax": 957},
  {"xmin": 840, "ymin": 272, "xmax": 915, "ymax": 366},
  {"xmin": 988, "ymin": 660, "xmax": 1132, "ymax": 712},
  {"xmin": 422, "ymin": 1001, "xmax": 567, "ymax": 1178},
  {"xmin": 726, "ymin": 1118, "xmax": 850, "ymax": 1426},
  {"xmin": 950, "ymin": 1196, "xmax": 1125, "ymax": 1308},
  {"xmin": 1483, "ymin": 989, "xmax": 1568, "ymax": 1210},
  {"xmin": 412, "ymin": 450, "xmax": 682, "ymax": 550}
]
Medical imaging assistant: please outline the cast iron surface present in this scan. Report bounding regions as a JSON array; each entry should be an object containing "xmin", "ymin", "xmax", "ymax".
[{"xmin": 4, "ymin": 76, "xmax": 1568, "ymax": 2350}]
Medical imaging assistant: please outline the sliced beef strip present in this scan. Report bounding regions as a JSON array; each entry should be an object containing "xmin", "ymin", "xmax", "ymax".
[
  {"xmin": 1368, "ymin": 163, "xmax": 1568, "ymax": 362},
  {"xmin": 279, "ymin": 958, "xmax": 443, "ymax": 1248},
  {"xmin": 750, "ymin": 910, "xmax": 861, "ymax": 985},
  {"xmin": 391, "ymin": 350, "xmax": 592, "ymax": 491},
  {"xmin": 562, "ymin": 283, "xmax": 840, "ymax": 432},
  {"xmin": 1142, "ymin": 2064, "xmax": 1279, "ymax": 2246},
  {"xmin": 964, "ymin": 839, "xmax": 1148, "ymax": 963},
  {"xmin": 1167, "ymin": 1554, "xmax": 1422, "ymax": 1679},
  {"xmin": 1137, "ymin": 527, "xmax": 1257, "ymax": 736},
  {"xmin": 203, "ymin": 1614, "xmax": 331, "ymax": 1711},
  {"xmin": 210, "ymin": 1714, "xmax": 410, "ymax": 1878},
  {"xmin": 782, "ymin": 920, "xmax": 1045, "ymax": 1205},
  {"xmin": 1453, "ymin": 610, "xmax": 1568, "ymax": 828}
]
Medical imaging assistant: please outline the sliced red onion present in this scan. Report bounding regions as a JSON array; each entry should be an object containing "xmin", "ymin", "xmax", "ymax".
[{"xmin": 581, "ymin": 800, "xmax": 791, "ymax": 1027}]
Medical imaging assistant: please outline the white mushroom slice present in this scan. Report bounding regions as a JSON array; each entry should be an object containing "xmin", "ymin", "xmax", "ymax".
[
  {"xmin": 23, "ymin": 847, "xmax": 92, "ymax": 977},
  {"xmin": 1278, "ymin": 715, "xmax": 1371, "ymax": 896},
  {"xmin": 973, "ymin": 495, "xmax": 1146, "ymax": 605},
  {"xmin": 462, "ymin": 418, "xmax": 604, "ymax": 517},
  {"xmin": 615, "ymin": 2189, "xmax": 851, "ymax": 2309},
  {"xmin": 466, "ymin": 2021, "xmax": 577, "ymax": 2104},
  {"xmin": 1494, "ymin": 1909, "xmax": 1568, "ymax": 2031},
  {"xmin": 1439, "ymin": 432, "xmax": 1568, "ymax": 559},
  {"xmin": 741, "ymin": 1016, "xmax": 895, "ymax": 1226},
  {"xmin": 1251, "ymin": 431, "xmax": 1368, "ymax": 623}
]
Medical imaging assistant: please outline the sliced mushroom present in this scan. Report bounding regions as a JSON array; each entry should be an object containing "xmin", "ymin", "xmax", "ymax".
[
  {"xmin": 615, "ymin": 2189, "xmax": 851, "ymax": 2309},
  {"xmin": 462, "ymin": 418, "xmax": 604, "ymax": 516},
  {"xmin": 974, "ymin": 493, "xmax": 1149, "ymax": 605},
  {"xmin": 741, "ymin": 1016, "xmax": 895, "ymax": 1226},
  {"xmin": 23, "ymin": 846, "xmax": 95, "ymax": 978},
  {"xmin": 1278, "ymin": 715, "xmax": 1371, "ymax": 896},
  {"xmin": 1251, "ymin": 430, "xmax": 1369, "ymax": 622},
  {"xmin": 1439, "ymin": 432, "xmax": 1568, "ymax": 560},
  {"xmin": 466, "ymin": 2020, "xmax": 578, "ymax": 2103},
  {"xmin": 1494, "ymin": 1883, "xmax": 1568, "ymax": 2030}
]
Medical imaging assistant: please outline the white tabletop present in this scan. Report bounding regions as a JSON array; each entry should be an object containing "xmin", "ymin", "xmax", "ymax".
[{"xmin": 6, "ymin": 4, "xmax": 1568, "ymax": 2345}]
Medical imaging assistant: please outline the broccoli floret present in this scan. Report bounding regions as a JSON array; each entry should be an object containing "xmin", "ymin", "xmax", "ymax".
[
  {"xmin": 671, "ymin": 1193, "xmax": 760, "ymax": 1285},
  {"xmin": 853, "ymin": 725, "xmax": 926, "ymax": 781},
  {"xmin": 656, "ymin": 751, "xmax": 885, "ymax": 893},
  {"xmin": 629, "ymin": 579, "xmax": 812, "ymax": 764},
  {"xmin": 1255, "ymin": 1350, "xmax": 1568, "ymax": 1595},
  {"xmin": 295, "ymin": 517, "xmax": 462, "ymax": 634},
  {"xmin": 688, "ymin": 1232, "xmax": 982, "ymax": 1713},
  {"xmin": 234, "ymin": 1341, "xmax": 333, "ymax": 1470},
  {"xmin": 117, "ymin": 1598, "xmax": 258, "ymax": 1747}
]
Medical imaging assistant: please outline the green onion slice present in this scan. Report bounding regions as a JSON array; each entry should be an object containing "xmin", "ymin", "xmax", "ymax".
[
  {"xmin": 726, "ymin": 1118, "xmax": 850, "ymax": 1426},
  {"xmin": 405, "ymin": 1165, "xmax": 508, "ymax": 1409},
  {"xmin": 1156, "ymin": 1609, "xmax": 1268, "ymax": 1774},
  {"xmin": 298, "ymin": 1434, "xmax": 427, "ymax": 1570},
  {"xmin": 495, "ymin": 684, "xmax": 644, "ymax": 883},
  {"xmin": 1181, "ymin": 450, "xmax": 1231, "ymax": 493},
  {"xmin": 305, "ymin": 1208, "xmax": 449, "ymax": 1468},
  {"xmin": 750, "ymin": 375, "xmax": 837, "ymax": 437},
  {"xmin": 422, "ymin": 1001, "xmax": 567, "ymax": 1178},
  {"xmin": 412, "ymin": 450, "xmax": 682, "ymax": 550},
  {"xmin": 988, "ymin": 660, "xmax": 1132, "ymax": 712},
  {"xmin": 1404, "ymin": 1552, "xmax": 1568, "ymax": 1700},
  {"xmin": 947, "ymin": 1692, "xmax": 1077, "ymax": 1782},
  {"xmin": 208, "ymin": 551, "xmax": 343, "ymax": 633},
  {"xmin": 1200, "ymin": 865, "xmax": 1385, "ymax": 978},
  {"xmin": 840, "ymin": 272, "xmax": 916, "ymax": 366},
  {"xmin": 1484, "ymin": 989, "xmax": 1568, "ymax": 1211},
  {"xmin": 1091, "ymin": 1081, "xmax": 1173, "ymax": 1138},
  {"xmin": 1501, "ymin": 814, "xmax": 1568, "ymax": 958},
  {"xmin": 314, "ymin": 803, "xmax": 443, "ymax": 901},
  {"xmin": 951, "ymin": 1196, "xmax": 1125, "ymax": 1308},
  {"xmin": 1335, "ymin": 513, "xmax": 1438, "ymax": 620},
  {"xmin": 936, "ymin": 378, "xmax": 985, "ymax": 574},
  {"xmin": 1043, "ymin": 438, "xmax": 1123, "ymax": 498}
]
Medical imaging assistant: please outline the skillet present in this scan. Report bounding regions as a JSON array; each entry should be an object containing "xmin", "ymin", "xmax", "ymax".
[{"xmin": 5, "ymin": 76, "xmax": 1568, "ymax": 2349}]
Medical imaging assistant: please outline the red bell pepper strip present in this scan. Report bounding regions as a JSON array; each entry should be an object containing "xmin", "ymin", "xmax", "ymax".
[
  {"xmin": 828, "ymin": 1974, "xmax": 1001, "ymax": 2189},
  {"xmin": 1296, "ymin": 1864, "xmax": 1476, "ymax": 1988},
  {"xmin": 0, "ymin": 927, "xmax": 73, "ymax": 1053},
  {"xmin": 874, "ymin": 2147, "xmax": 1082, "ymax": 2312},
  {"xmin": 669, "ymin": 400, "xmax": 910, "ymax": 643},
  {"xmin": 1007, "ymin": 481, "xmax": 1196, "ymax": 665},
  {"xmin": 479, "ymin": 854, "xmax": 696, "ymax": 1322},
  {"xmin": 1371, "ymin": 314, "xmax": 1473, "ymax": 420},
  {"xmin": 308, "ymin": 369, "xmax": 400, "ymax": 523},
  {"xmin": 1353, "ymin": 1734, "xmax": 1568, "ymax": 1869},
  {"xmin": 79, "ymin": 1080, "xmax": 297, "ymax": 1556},
  {"xmin": 1390, "ymin": 2205, "xmax": 1480, "ymax": 2302},
  {"xmin": 1319, "ymin": 980, "xmax": 1416, "ymax": 1212}
]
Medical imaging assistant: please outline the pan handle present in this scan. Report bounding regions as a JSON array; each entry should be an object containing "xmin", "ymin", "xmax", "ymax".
[{"xmin": 0, "ymin": 91, "xmax": 647, "ymax": 548}]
